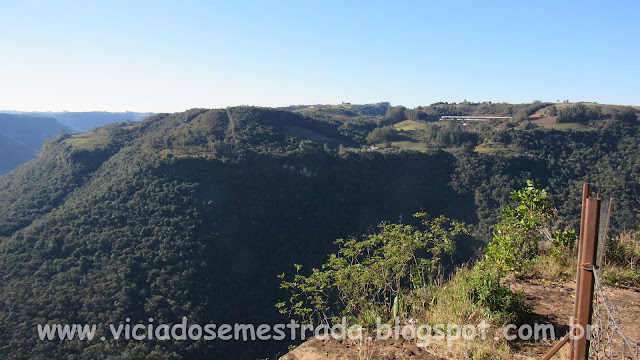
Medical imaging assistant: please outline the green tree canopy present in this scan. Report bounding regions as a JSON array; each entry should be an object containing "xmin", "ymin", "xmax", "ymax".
[{"xmin": 366, "ymin": 125, "xmax": 398, "ymax": 145}]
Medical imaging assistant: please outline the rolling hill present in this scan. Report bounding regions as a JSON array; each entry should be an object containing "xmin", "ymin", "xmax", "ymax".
[{"xmin": 0, "ymin": 103, "xmax": 638, "ymax": 359}]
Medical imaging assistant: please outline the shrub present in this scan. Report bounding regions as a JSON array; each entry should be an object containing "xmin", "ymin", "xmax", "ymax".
[
  {"xmin": 485, "ymin": 180, "xmax": 556, "ymax": 272},
  {"xmin": 465, "ymin": 267, "xmax": 530, "ymax": 324},
  {"xmin": 414, "ymin": 265, "xmax": 530, "ymax": 328},
  {"xmin": 276, "ymin": 214, "xmax": 468, "ymax": 323},
  {"xmin": 606, "ymin": 232, "xmax": 640, "ymax": 270},
  {"xmin": 602, "ymin": 268, "xmax": 640, "ymax": 288}
]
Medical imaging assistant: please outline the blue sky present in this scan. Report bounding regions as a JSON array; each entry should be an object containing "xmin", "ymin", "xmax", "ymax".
[{"xmin": 1, "ymin": 0, "xmax": 638, "ymax": 112}]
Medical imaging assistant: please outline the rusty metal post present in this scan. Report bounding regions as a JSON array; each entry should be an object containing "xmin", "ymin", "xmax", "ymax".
[
  {"xmin": 570, "ymin": 183, "xmax": 590, "ymax": 359},
  {"xmin": 572, "ymin": 196, "xmax": 601, "ymax": 360}
]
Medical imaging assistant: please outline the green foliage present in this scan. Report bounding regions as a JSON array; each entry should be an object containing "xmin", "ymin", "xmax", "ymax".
[
  {"xmin": 422, "ymin": 122, "xmax": 478, "ymax": 147},
  {"xmin": 512, "ymin": 102, "xmax": 553, "ymax": 122},
  {"xmin": 417, "ymin": 266, "xmax": 530, "ymax": 330},
  {"xmin": 404, "ymin": 107, "xmax": 430, "ymax": 121},
  {"xmin": 377, "ymin": 105, "xmax": 407, "ymax": 126},
  {"xmin": 612, "ymin": 107, "xmax": 638, "ymax": 123},
  {"xmin": 557, "ymin": 103, "xmax": 603, "ymax": 124},
  {"xmin": 392, "ymin": 295, "xmax": 400, "ymax": 319},
  {"xmin": 277, "ymin": 214, "xmax": 468, "ymax": 323},
  {"xmin": 602, "ymin": 268, "xmax": 640, "ymax": 288},
  {"xmin": 338, "ymin": 117, "xmax": 378, "ymax": 143},
  {"xmin": 602, "ymin": 232, "xmax": 640, "ymax": 288},
  {"xmin": 366, "ymin": 125, "xmax": 399, "ymax": 144},
  {"xmin": 549, "ymin": 229, "xmax": 577, "ymax": 258},
  {"xmin": 545, "ymin": 105, "xmax": 558, "ymax": 117},
  {"xmin": 464, "ymin": 267, "xmax": 530, "ymax": 324},
  {"xmin": 358, "ymin": 307, "xmax": 383, "ymax": 329},
  {"xmin": 485, "ymin": 180, "xmax": 556, "ymax": 272},
  {"xmin": 3, "ymin": 104, "xmax": 640, "ymax": 358}
]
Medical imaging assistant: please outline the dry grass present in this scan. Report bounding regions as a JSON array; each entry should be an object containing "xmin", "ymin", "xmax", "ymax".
[
  {"xmin": 355, "ymin": 338, "xmax": 375, "ymax": 360},
  {"xmin": 406, "ymin": 268, "xmax": 516, "ymax": 359},
  {"xmin": 610, "ymin": 232, "xmax": 640, "ymax": 269},
  {"xmin": 66, "ymin": 131, "xmax": 111, "ymax": 151},
  {"xmin": 527, "ymin": 252, "xmax": 577, "ymax": 282}
]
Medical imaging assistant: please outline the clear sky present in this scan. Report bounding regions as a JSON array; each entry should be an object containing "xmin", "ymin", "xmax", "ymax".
[{"xmin": 1, "ymin": 0, "xmax": 638, "ymax": 113}]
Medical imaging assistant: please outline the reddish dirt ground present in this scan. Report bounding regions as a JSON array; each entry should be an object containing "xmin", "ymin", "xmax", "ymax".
[
  {"xmin": 532, "ymin": 116, "xmax": 559, "ymax": 125},
  {"xmin": 515, "ymin": 279, "xmax": 640, "ymax": 359},
  {"xmin": 280, "ymin": 280, "xmax": 639, "ymax": 359}
]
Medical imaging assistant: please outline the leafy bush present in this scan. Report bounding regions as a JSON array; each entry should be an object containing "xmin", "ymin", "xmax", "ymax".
[
  {"xmin": 602, "ymin": 268, "xmax": 640, "ymax": 288},
  {"xmin": 549, "ymin": 229, "xmax": 577, "ymax": 258},
  {"xmin": 413, "ymin": 266, "xmax": 530, "ymax": 329},
  {"xmin": 485, "ymin": 180, "xmax": 556, "ymax": 272},
  {"xmin": 465, "ymin": 267, "xmax": 530, "ymax": 324},
  {"xmin": 277, "ymin": 214, "xmax": 468, "ymax": 323}
]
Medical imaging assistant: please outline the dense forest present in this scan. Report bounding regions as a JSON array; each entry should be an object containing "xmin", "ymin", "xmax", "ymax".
[{"xmin": 0, "ymin": 102, "xmax": 638, "ymax": 359}]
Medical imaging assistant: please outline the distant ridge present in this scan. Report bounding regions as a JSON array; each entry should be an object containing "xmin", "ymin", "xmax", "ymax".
[
  {"xmin": 0, "ymin": 110, "xmax": 154, "ymax": 132},
  {"xmin": 0, "ymin": 111, "xmax": 154, "ymax": 174},
  {"xmin": 0, "ymin": 113, "xmax": 71, "ymax": 174},
  {"xmin": 0, "ymin": 132, "xmax": 36, "ymax": 174}
]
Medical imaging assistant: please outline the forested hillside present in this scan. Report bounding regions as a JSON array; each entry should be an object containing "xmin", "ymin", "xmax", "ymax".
[
  {"xmin": 0, "ymin": 114, "xmax": 72, "ymax": 175},
  {"xmin": 0, "ymin": 102, "xmax": 638, "ymax": 359}
]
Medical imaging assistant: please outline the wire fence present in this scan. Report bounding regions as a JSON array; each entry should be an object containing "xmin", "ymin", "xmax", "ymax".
[
  {"xmin": 596, "ymin": 198, "xmax": 640, "ymax": 289},
  {"xmin": 590, "ymin": 271, "xmax": 639, "ymax": 359},
  {"xmin": 589, "ymin": 197, "xmax": 639, "ymax": 359}
]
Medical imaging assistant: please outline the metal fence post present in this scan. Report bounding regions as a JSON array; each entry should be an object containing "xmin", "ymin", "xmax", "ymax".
[
  {"xmin": 570, "ymin": 183, "xmax": 590, "ymax": 359},
  {"xmin": 572, "ymin": 195, "xmax": 601, "ymax": 360}
]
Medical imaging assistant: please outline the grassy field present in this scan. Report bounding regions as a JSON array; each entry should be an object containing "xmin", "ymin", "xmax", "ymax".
[
  {"xmin": 535, "ymin": 122, "xmax": 594, "ymax": 131},
  {"xmin": 389, "ymin": 140, "xmax": 428, "ymax": 151},
  {"xmin": 388, "ymin": 120, "xmax": 432, "ymax": 151},
  {"xmin": 283, "ymin": 125, "xmax": 344, "ymax": 144},
  {"xmin": 67, "ymin": 131, "xmax": 111, "ymax": 151},
  {"xmin": 393, "ymin": 120, "xmax": 429, "ymax": 132}
]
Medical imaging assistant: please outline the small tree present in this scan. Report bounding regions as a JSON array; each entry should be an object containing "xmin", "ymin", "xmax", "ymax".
[
  {"xmin": 484, "ymin": 180, "xmax": 557, "ymax": 272},
  {"xmin": 276, "ymin": 214, "xmax": 468, "ymax": 324},
  {"xmin": 366, "ymin": 126, "xmax": 398, "ymax": 145}
]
